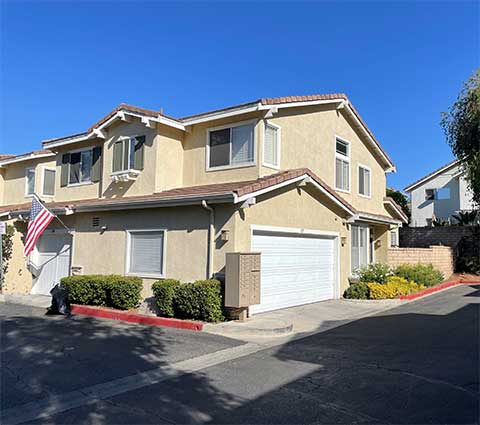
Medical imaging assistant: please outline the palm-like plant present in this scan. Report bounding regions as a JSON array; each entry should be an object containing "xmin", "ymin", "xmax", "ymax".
[{"xmin": 452, "ymin": 210, "xmax": 479, "ymax": 226}]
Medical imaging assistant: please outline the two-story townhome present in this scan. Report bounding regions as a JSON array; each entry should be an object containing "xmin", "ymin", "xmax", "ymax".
[
  {"xmin": 0, "ymin": 94, "xmax": 407, "ymax": 314},
  {"xmin": 405, "ymin": 160, "xmax": 475, "ymax": 227}
]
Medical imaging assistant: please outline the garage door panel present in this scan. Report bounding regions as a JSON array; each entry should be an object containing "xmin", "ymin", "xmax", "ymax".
[{"xmin": 251, "ymin": 230, "xmax": 336, "ymax": 314}]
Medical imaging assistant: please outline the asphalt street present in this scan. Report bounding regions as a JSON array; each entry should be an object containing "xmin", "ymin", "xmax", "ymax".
[{"xmin": 1, "ymin": 284, "xmax": 479, "ymax": 424}]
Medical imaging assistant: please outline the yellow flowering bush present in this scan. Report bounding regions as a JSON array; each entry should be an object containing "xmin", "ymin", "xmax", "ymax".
[{"xmin": 367, "ymin": 276, "xmax": 426, "ymax": 299}]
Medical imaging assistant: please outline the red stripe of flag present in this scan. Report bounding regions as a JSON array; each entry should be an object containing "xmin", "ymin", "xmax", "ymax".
[{"xmin": 24, "ymin": 208, "xmax": 54, "ymax": 256}]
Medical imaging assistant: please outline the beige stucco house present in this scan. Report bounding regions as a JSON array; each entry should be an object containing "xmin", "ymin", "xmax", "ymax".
[{"xmin": 0, "ymin": 94, "xmax": 407, "ymax": 314}]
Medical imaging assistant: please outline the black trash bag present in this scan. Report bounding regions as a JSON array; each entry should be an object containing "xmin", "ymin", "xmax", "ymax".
[{"xmin": 48, "ymin": 284, "xmax": 71, "ymax": 315}]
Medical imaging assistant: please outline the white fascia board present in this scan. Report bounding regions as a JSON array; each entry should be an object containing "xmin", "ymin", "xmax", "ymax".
[
  {"xmin": 342, "ymin": 103, "xmax": 396, "ymax": 172},
  {"xmin": 404, "ymin": 160, "xmax": 461, "ymax": 192},
  {"xmin": 257, "ymin": 98, "xmax": 343, "ymax": 110},
  {"xmin": 383, "ymin": 199, "xmax": 408, "ymax": 223},
  {"xmin": 234, "ymin": 173, "xmax": 356, "ymax": 217},
  {"xmin": 0, "ymin": 152, "xmax": 56, "ymax": 167},
  {"xmin": 42, "ymin": 133, "xmax": 94, "ymax": 149},
  {"xmin": 181, "ymin": 104, "xmax": 261, "ymax": 126},
  {"xmin": 354, "ymin": 213, "xmax": 402, "ymax": 225}
]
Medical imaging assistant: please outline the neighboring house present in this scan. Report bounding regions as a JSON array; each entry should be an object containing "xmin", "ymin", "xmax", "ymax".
[
  {"xmin": 404, "ymin": 160, "xmax": 475, "ymax": 227},
  {"xmin": 0, "ymin": 94, "xmax": 407, "ymax": 314}
]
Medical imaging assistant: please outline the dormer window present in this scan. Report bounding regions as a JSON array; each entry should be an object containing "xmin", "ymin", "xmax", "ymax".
[
  {"xmin": 207, "ymin": 122, "xmax": 255, "ymax": 170},
  {"xmin": 112, "ymin": 136, "xmax": 145, "ymax": 173}
]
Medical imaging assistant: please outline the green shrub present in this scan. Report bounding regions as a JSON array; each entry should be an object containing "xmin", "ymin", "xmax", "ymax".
[
  {"xmin": 457, "ymin": 256, "xmax": 480, "ymax": 274},
  {"xmin": 61, "ymin": 275, "xmax": 108, "ymax": 306},
  {"xmin": 175, "ymin": 279, "xmax": 224, "ymax": 322},
  {"xmin": 152, "ymin": 279, "xmax": 180, "ymax": 317},
  {"xmin": 343, "ymin": 283, "xmax": 370, "ymax": 299},
  {"xmin": 357, "ymin": 263, "xmax": 392, "ymax": 284},
  {"xmin": 61, "ymin": 275, "xmax": 143, "ymax": 310},
  {"xmin": 107, "ymin": 276, "xmax": 143, "ymax": 310},
  {"xmin": 393, "ymin": 264, "xmax": 443, "ymax": 287}
]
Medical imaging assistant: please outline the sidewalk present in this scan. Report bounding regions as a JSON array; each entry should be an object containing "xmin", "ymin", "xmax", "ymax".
[
  {"xmin": 204, "ymin": 298, "xmax": 403, "ymax": 343},
  {"xmin": 0, "ymin": 293, "xmax": 51, "ymax": 308}
]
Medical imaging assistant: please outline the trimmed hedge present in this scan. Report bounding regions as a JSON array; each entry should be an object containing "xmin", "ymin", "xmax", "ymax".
[
  {"xmin": 152, "ymin": 279, "xmax": 224, "ymax": 322},
  {"xmin": 343, "ymin": 282, "xmax": 370, "ymax": 299},
  {"xmin": 61, "ymin": 275, "xmax": 143, "ymax": 310},
  {"xmin": 393, "ymin": 264, "xmax": 443, "ymax": 287},
  {"xmin": 151, "ymin": 279, "xmax": 180, "ymax": 317}
]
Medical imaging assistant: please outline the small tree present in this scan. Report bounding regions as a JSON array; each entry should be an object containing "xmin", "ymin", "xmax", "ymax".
[
  {"xmin": 1, "ymin": 224, "xmax": 14, "ymax": 286},
  {"xmin": 441, "ymin": 70, "xmax": 480, "ymax": 206},
  {"xmin": 386, "ymin": 188, "xmax": 410, "ymax": 222}
]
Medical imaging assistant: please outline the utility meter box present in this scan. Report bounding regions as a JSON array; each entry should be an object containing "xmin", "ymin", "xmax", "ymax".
[{"xmin": 225, "ymin": 252, "xmax": 261, "ymax": 307}]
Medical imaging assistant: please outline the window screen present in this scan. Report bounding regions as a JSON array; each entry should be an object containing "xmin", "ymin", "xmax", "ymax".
[
  {"xmin": 26, "ymin": 168, "xmax": 35, "ymax": 195},
  {"xmin": 264, "ymin": 124, "xmax": 279, "ymax": 167},
  {"xmin": 129, "ymin": 231, "xmax": 164, "ymax": 275},
  {"xmin": 43, "ymin": 169, "xmax": 55, "ymax": 196},
  {"xmin": 336, "ymin": 158, "xmax": 350, "ymax": 191},
  {"xmin": 209, "ymin": 128, "xmax": 230, "ymax": 167},
  {"xmin": 359, "ymin": 166, "xmax": 371, "ymax": 196}
]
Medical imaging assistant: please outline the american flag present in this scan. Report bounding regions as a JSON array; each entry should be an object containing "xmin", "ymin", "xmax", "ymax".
[{"xmin": 24, "ymin": 196, "xmax": 54, "ymax": 257}]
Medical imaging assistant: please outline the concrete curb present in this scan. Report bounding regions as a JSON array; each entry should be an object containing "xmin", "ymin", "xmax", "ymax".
[
  {"xmin": 399, "ymin": 280, "xmax": 480, "ymax": 301},
  {"xmin": 70, "ymin": 305, "xmax": 203, "ymax": 331}
]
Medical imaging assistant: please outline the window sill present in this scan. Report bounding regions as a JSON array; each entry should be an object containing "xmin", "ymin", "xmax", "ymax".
[
  {"xmin": 126, "ymin": 272, "xmax": 165, "ymax": 279},
  {"xmin": 206, "ymin": 162, "xmax": 256, "ymax": 172},
  {"xmin": 111, "ymin": 169, "xmax": 141, "ymax": 182},
  {"xmin": 358, "ymin": 193, "xmax": 371, "ymax": 199},
  {"xmin": 67, "ymin": 181, "xmax": 93, "ymax": 188},
  {"xmin": 335, "ymin": 188, "xmax": 350, "ymax": 194},
  {"xmin": 262, "ymin": 162, "xmax": 280, "ymax": 171}
]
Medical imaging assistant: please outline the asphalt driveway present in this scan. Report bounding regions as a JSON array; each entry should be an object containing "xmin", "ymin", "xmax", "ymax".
[{"xmin": 2, "ymin": 284, "xmax": 479, "ymax": 424}]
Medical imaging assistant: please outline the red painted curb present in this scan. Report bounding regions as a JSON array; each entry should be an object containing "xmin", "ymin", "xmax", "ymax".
[
  {"xmin": 70, "ymin": 305, "xmax": 203, "ymax": 331},
  {"xmin": 399, "ymin": 280, "xmax": 480, "ymax": 301}
]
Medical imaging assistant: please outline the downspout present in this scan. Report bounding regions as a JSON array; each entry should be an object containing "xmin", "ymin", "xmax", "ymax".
[{"xmin": 201, "ymin": 200, "xmax": 214, "ymax": 279}]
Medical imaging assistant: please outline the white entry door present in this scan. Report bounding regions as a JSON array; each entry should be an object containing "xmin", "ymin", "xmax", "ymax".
[
  {"xmin": 250, "ymin": 228, "xmax": 337, "ymax": 314},
  {"xmin": 31, "ymin": 232, "xmax": 72, "ymax": 295}
]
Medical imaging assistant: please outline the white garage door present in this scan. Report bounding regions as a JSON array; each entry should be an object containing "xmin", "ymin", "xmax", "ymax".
[{"xmin": 250, "ymin": 229, "xmax": 337, "ymax": 314}]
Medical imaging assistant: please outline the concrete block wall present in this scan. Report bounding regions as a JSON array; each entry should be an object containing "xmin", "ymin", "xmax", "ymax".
[
  {"xmin": 400, "ymin": 227, "xmax": 472, "ymax": 249},
  {"xmin": 388, "ymin": 246, "xmax": 454, "ymax": 280}
]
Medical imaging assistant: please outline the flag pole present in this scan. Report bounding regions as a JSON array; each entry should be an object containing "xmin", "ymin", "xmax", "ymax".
[{"xmin": 33, "ymin": 194, "xmax": 72, "ymax": 234}]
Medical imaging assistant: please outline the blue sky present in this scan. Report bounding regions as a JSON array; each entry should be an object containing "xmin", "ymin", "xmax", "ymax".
[{"xmin": 1, "ymin": 1, "xmax": 478, "ymax": 191}]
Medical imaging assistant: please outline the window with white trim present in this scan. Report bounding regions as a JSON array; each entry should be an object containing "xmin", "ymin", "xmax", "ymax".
[
  {"xmin": 127, "ymin": 230, "xmax": 165, "ymax": 277},
  {"xmin": 263, "ymin": 123, "xmax": 280, "ymax": 168},
  {"xmin": 42, "ymin": 168, "xmax": 56, "ymax": 197},
  {"xmin": 69, "ymin": 149, "xmax": 92, "ymax": 185},
  {"xmin": 335, "ymin": 138, "xmax": 350, "ymax": 191},
  {"xmin": 112, "ymin": 136, "xmax": 145, "ymax": 173},
  {"xmin": 390, "ymin": 229, "xmax": 398, "ymax": 247},
  {"xmin": 358, "ymin": 165, "xmax": 371, "ymax": 197},
  {"xmin": 208, "ymin": 123, "xmax": 254, "ymax": 169},
  {"xmin": 25, "ymin": 167, "xmax": 35, "ymax": 196}
]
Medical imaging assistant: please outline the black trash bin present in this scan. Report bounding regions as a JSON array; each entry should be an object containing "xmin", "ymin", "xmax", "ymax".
[{"xmin": 48, "ymin": 284, "xmax": 71, "ymax": 315}]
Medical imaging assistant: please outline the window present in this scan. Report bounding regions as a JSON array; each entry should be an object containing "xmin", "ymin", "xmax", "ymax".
[
  {"xmin": 425, "ymin": 189, "xmax": 435, "ymax": 201},
  {"xmin": 208, "ymin": 122, "xmax": 255, "ymax": 169},
  {"xmin": 335, "ymin": 138, "xmax": 350, "ymax": 191},
  {"xmin": 390, "ymin": 230, "xmax": 398, "ymax": 247},
  {"xmin": 69, "ymin": 150, "xmax": 92, "ymax": 185},
  {"xmin": 25, "ymin": 167, "xmax": 35, "ymax": 196},
  {"xmin": 127, "ymin": 230, "xmax": 165, "ymax": 277},
  {"xmin": 60, "ymin": 146, "xmax": 102, "ymax": 187},
  {"xmin": 436, "ymin": 188, "xmax": 450, "ymax": 200},
  {"xmin": 351, "ymin": 225, "xmax": 369, "ymax": 273},
  {"xmin": 113, "ymin": 136, "xmax": 145, "ymax": 173},
  {"xmin": 358, "ymin": 165, "xmax": 371, "ymax": 197},
  {"xmin": 42, "ymin": 168, "xmax": 56, "ymax": 197},
  {"xmin": 263, "ymin": 123, "xmax": 280, "ymax": 168}
]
